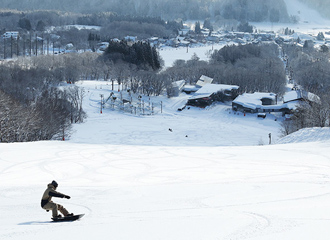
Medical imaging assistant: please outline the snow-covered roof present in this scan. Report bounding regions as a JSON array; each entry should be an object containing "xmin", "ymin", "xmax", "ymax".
[
  {"xmin": 291, "ymin": 32, "xmax": 314, "ymax": 41},
  {"xmin": 233, "ymin": 92, "xmax": 278, "ymax": 110},
  {"xmin": 172, "ymin": 80, "xmax": 185, "ymax": 89},
  {"xmin": 190, "ymin": 83, "xmax": 239, "ymax": 100},
  {"xmin": 196, "ymin": 75, "xmax": 213, "ymax": 87},
  {"xmin": 283, "ymin": 90, "xmax": 320, "ymax": 103}
]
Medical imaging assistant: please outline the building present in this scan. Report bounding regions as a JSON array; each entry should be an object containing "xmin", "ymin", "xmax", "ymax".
[
  {"xmin": 2, "ymin": 32, "xmax": 19, "ymax": 39},
  {"xmin": 232, "ymin": 90, "xmax": 320, "ymax": 115},
  {"xmin": 187, "ymin": 83, "xmax": 239, "ymax": 108},
  {"xmin": 232, "ymin": 92, "xmax": 278, "ymax": 113}
]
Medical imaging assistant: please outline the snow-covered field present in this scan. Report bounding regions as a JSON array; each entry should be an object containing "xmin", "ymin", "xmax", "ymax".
[
  {"xmin": 2, "ymin": 1, "xmax": 330, "ymax": 239},
  {"xmin": 160, "ymin": 43, "xmax": 226, "ymax": 68}
]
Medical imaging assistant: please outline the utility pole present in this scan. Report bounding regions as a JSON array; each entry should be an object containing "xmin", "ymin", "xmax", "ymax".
[
  {"xmin": 16, "ymin": 36, "xmax": 19, "ymax": 57},
  {"xmin": 100, "ymin": 94, "xmax": 104, "ymax": 114},
  {"xmin": 10, "ymin": 36, "xmax": 13, "ymax": 58},
  {"xmin": 35, "ymin": 34, "xmax": 38, "ymax": 56},
  {"xmin": 3, "ymin": 37, "xmax": 6, "ymax": 59},
  {"xmin": 29, "ymin": 32, "xmax": 32, "ymax": 56}
]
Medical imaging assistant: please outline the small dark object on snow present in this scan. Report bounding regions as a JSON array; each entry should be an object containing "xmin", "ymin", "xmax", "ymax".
[
  {"xmin": 257, "ymin": 113, "xmax": 266, "ymax": 119},
  {"xmin": 169, "ymin": 128, "xmax": 173, "ymax": 132},
  {"xmin": 52, "ymin": 214, "xmax": 85, "ymax": 222},
  {"xmin": 185, "ymin": 135, "xmax": 188, "ymax": 137}
]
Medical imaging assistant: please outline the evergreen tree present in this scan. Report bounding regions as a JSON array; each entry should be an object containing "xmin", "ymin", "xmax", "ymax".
[
  {"xmin": 36, "ymin": 20, "xmax": 46, "ymax": 32},
  {"xmin": 195, "ymin": 21, "xmax": 201, "ymax": 34},
  {"xmin": 237, "ymin": 22, "xmax": 253, "ymax": 33},
  {"xmin": 18, "ymin": 18, "xmax": 32, "ymax": 31},
  {"xmin": 320, "ymin": 44, "xmax": 329, "ymax": 53},
  {"xmin": 317, "ymin": 32, "xmax": 325, "ymax": 41}
]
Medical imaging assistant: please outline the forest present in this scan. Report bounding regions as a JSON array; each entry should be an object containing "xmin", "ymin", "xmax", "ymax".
[{"xmin": 0, "ymin": 0, "xmax": 290, "ymax": 23}]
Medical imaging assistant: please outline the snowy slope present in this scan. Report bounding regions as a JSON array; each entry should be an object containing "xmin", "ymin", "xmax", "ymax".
[
  {"xmin": 1, "ymin": 79, "xmax": 330, "ymax": 240},
  {"xmin": 278, "ymin": 127, "xmax": 330, "ymax": 144},
  {"xmin": 252, "ymin": 0, "xmax": 330, "ymax": 34},
  {"xmin": 70, "ymin": 81, "xmax": 281, "ymax": 146}
]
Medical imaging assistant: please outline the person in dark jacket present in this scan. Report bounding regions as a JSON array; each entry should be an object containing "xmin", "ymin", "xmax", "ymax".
[{"xmin": 41, "ymin": 180, "xmax": 73, "ymax": 218}]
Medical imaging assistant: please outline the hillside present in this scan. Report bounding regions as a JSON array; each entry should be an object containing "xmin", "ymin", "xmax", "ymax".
[
  {"xmin": 0, "ymin": 0, "xmax": 289, "ymax": 22},
  {"xmin": 298, "ymin": 0, "xmax": 330, "ymax": 19},
  {"xmin": 1, "ymin": 80, "xmax": 330, "ymax": 239}
]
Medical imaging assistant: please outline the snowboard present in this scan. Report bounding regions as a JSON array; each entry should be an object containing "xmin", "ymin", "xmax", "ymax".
[{"xmin": 52, "ymin": 214, "xmax": 85, "ymax": 222}]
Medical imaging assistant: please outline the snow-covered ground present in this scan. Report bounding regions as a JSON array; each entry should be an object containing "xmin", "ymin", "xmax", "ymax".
[
  {"xmin": 160, "ymin": 43, "xmax": 226, "ymax": 68},
  {"xmin": 1, "ymin": 79, "xmax": 330, "ymax": 240},
  {"xmin": 2, "ymin": 1, "xmax": 330, "ymax": 239}
]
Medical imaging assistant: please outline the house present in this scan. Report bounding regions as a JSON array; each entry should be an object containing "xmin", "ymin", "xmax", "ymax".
[
  {"xmin": 2, "ymin": 31, "xmax": 19, "ymax": 39},
  {"xmin": 124, "ymin": 36, "xmax": 137, "ymax": 42},
  {"xmin": 207, "ymin": 35, "xmax": 219, "ymax": 42},
  {"xmin": 97, "ymin": 42, "xmax": 109, "ymax": 51},
  {"xmin": 232, "ymin": 92, "xmax": 279, "ymax": 113},
  {"xmin": 148, "ymin": 37, "xmax": 159, "ymax": 47},
  {"xmin": 232, "ymin": 90, "xmax": 321, "ymax": 115},
  {"xmin": 187, "ymin": 83, "xmax": 239, "ymax": 108}
]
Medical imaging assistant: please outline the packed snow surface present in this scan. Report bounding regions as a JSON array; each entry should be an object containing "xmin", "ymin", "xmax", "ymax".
[{"xmin": 1, "ymin": 80, "xmax": 330, "ymax": 240}]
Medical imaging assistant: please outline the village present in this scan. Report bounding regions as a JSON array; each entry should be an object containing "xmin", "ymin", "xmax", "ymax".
[
  {"xmin": 0, "ymin": 21, "xmax": 327, "ymax": 124},
  {"xmin": 2, "ymin": 20, "xmax": 330, "ymax": 56}
]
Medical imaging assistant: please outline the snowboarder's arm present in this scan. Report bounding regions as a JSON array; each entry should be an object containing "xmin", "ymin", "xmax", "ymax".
[{"xmin": 49, "ymin": 190, "xmax": 70, "ymax": 199}]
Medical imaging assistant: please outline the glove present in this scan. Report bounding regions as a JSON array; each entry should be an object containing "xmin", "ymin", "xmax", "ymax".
[{"xmin": 64, "ymin": 195, "xmax": 71, "ymax": 199}]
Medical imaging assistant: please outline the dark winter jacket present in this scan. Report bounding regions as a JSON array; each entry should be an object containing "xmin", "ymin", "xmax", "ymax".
[{"xmin": 41, "ymin": 183, "xmax": 69, "ymax": 208}]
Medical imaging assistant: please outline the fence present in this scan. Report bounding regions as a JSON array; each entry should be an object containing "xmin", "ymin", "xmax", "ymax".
[{"xmin": 102, "ymin": 90, "xmax": 163, "ymax": 116}]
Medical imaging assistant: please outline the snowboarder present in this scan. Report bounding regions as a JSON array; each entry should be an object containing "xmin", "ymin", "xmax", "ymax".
[{"xmin": 41, "ymin": 180, "xmax": 73, "ymax": 218}]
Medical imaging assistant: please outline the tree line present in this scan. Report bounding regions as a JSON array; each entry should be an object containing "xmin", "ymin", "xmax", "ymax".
[
  {"xmin": 0, "ymin": 55, "xmax": 86, "ymax": 142},
  {"xmin": 163, "ymin": 43, "xmax": 287, "ymax": 95},
  {"xmin": 0, "ymin": 0, "xmax": 291, "ymax": 23}
]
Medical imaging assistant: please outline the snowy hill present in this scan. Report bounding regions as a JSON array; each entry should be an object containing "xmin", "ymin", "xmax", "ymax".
[
  {"xmin": 278, "ymin": 127, "xmax": 330, "ymax": 144},
  {"xmin": 253, "ymin": 0, "xmax": 330, "ymax": 34},
  {"xmin": 2, "ymin": 79, "xmax": 330, "ymax": 240}
]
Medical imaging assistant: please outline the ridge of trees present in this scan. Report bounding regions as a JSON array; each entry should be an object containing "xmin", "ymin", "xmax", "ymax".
[{"xmin": 0, "ymin": 0, "xmax": 290, "ymax": 23}]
